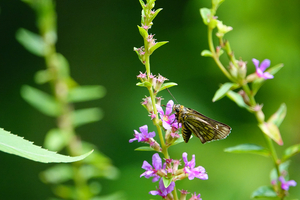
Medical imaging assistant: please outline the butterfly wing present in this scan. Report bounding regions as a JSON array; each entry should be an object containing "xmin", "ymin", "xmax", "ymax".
[{"xmin": 183, "ymin": 108, "xmax": 231, "ymax": 144}]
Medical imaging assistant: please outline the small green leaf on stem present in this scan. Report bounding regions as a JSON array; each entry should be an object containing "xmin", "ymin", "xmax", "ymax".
[
  {"xmin": 200, "ymin": 8, "xmax": 211, "ymax": 25},
  {"xmin": 149, "ymin": 41, "xmax": 168, "ymax": 54},
  {"xmin": 282, "ymin": 144, "xmax": 300, "ymax": 161},
  {"xmin": 134, "ymin": 146, "xmax": 155, "ymax": 151},
  {"xmin": 224, "ymin": 144, "xmax": 270, "ymax": 157},
  {"xmin": 136, "ymin": 81, "xmax": 152, "ymax": 88},
  {"xmin": 226, "ymin": 90, "xmax": 249, "ymax": 109},
  {"xmin": 150, "ymin": 8, "xmax": 163, "ymax": 22},
  {"xmin": 201, "ymin": 50, "xmax": 213, "ymax": 57},
  {"xmin": 158, "ymin": 82, "xmax": 178, "ymax": 92},
  {"xmin": 44, "ymin": 129, "xmax": 68, "ymax": 152},
  {"xmin": 21, "ymin": 85, "xmax": 61, "ymax": 117},
  {"xmin": 16, "ymin": 28, "xmax": 46, "ymax": 56},
  {"xmin": 267, "ymin": 103, "xmax": 286, "ymax": 127},
  {"xmin": 213, "ymin": 82, "xmax": 236, "ymax": 102},
  {"xmin": 34, "ymin": 69, "xmax": 53, "ymax": 84},
  {"xmin": 137, "ymin": 25, "xmax": 148, "ymax": 38},
  {"xmin": 68, "ymin": 85, "xmax": 106, "ymax": 103},
  {"xmin": 251, "ymin": 186, "xmax": 277, "ymax": 198},
  {"xmin": 162, "ymin": 177, "xmax": 173, "ymax": 188},
  {"xmin": 267, "ymin": 63, "xmax": 284, "ymax": 76},
  {"xmin": 258, "ymin": 122, "xmax": 283, "ymax": 146},
  {"xmin": 72, "ymin": 108, "xmax": 103, "ymax": 127}
]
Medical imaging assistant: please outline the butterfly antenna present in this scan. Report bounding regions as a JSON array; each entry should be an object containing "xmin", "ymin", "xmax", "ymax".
[{"xmin": 165, "ymin": 87, "xmax": 178, "ymax": 104}]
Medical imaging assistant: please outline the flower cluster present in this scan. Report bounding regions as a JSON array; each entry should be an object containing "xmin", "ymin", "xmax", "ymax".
[{"xmin": 141, "ymin": 153, "xmax": 207, "ymax": 199}]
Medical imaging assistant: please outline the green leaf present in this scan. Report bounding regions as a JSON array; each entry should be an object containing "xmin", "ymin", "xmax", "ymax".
[
  {"xmin": 40, "ymin": 164, "xmax": 73, "ymax": 184},
  {"xmin": 251, "ymin": 186, "xmax": 277, "ymax": 198},
  {"xmin": 72, "ymin": 108, "xmax": 104, "ymax": 127},
  {"xmin": 267, "ymin": 63, "xmax": 284, "ymax": 76},
  {"xmin": 201, "ymin": 50, "xmax": 213, "ymax": 57},
  {"xmin": 226, "ymin": 90, "xmax": 249, "ymax": 110},
  {"xmin": 170, "ymin": 136, "xmax": 185, "ymax": 146},
  {"xmin": 137, "ymin": 25, "xmax": 148, "ymax": 38},
  {"xmin": 149, "ymin": 41, "xmax": 168, "ymax": 54},
  {"xmin": 21, "ymin": 85, "xmax": 61, "ymax": 117},
  {"xmin": 200, "ymin": 8, "xmax": 211, "ymax": 25},
  {"xmin": 267, "ymin": 103, "xmax": 286, "ymax": 127},
  {"xmin": 258, "ymin": 122, "xmax": 283, "ymax": 146},
  {"xmin": 134, "ymin": 146, "xmax": 155, "ymax": 151},
  {"xmin": 34, "ymin": 69, "xmax": 53, "ymax": 84},
  {"xmin": 44, "ymin": 129, "xmax": 69, "ymax": 152},
  {"xmin": 212, "ymin": 82, "xmax": 236, "ymax": 102},
  {"xmin": 251, "ymin": 78, "xmax": 264, "ymax": 96},
  {"xmin": 150, "ymin": 8, "xmax": 163, "ymax": 22},
  {"xmin": 0, "ymin": 128, "xmax": 93, "ymax": 163},
  {"xmin": 68, "ymin": 85, "xmax": 106, "ymax": 103},
  {"xmin": 224, "ymin": 144, "xmax": 270, "ymax": 157},
  {"xmin": 158, "ymin": 82, "xmax": 178, "ymax": 92},
  {"xmin": 270, "ymin": 161, "xmax": 290, "ymax": 181},
  {"xmin": 283, "ymin": 144, "xmax": 300, "ymax": 161},
  {"xmin": 139, "ymin": 0, "xmax": 146, "ymax": 8},
  {"xmin": 16, "ymin": 28, "xmax": 46, "ymax": 56},
  {"xmin": 162, "ymin": 177, "xmax": 173, "ymax": 188},
  {"xmin": 136, "ymin": 81, "xmax": 152, "ymax": 88}
]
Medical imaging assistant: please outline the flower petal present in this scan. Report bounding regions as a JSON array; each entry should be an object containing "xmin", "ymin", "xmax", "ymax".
[
  {"xmin": 139, "ymin": 125, "xmax": 148, "ymax": 134},
  {"xmin": 259, "ymin": 59, "xmax": 271, "ymax": 72},
  {"xmin": 152, "ymin": 153, "xmax": 162, "ymax": 170},
  {"xmin": 165, "ymin": 100, "xmax": 174, "ymax": 115},
  {"xmin": 252, "ymin": 58, "xmax": 260, "ymax": 69}
]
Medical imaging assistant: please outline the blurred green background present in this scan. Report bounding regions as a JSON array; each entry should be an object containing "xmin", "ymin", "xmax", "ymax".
[{"xmin": 0, "ymin": 0, "xmax": 300, "ymax": 199}]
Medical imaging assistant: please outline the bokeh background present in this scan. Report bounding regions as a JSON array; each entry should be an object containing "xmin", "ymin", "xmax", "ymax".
[{"xmin": 0, "ymin": 0, "xmax": 300, "ymax": 199}]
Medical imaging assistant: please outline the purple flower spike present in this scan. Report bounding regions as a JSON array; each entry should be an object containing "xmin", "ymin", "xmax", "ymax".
[
  {"xmin": 149, "ymin": 178, "xmax": 175, "ymax": 198},
  {"xmin": 279, "ymin": 176, "xmax": 297, "ymax": 191},
  {"xmin": 182, "ymin": 152, "xmax": 208, "ymax": 180},
  {"xmin": 157, "ymin": 100, "xmax": 176, "ymax": 130},
  {"xmin": 252, "ymin": 58, "xmax": 274, "ymax": 79},
  {"xmin": 129, "ymin": 125, "xmax": 155, "ymax": 143},
  {"xmin": 140, "ymin": 153, "xmax": 164, "ymax": 182}
]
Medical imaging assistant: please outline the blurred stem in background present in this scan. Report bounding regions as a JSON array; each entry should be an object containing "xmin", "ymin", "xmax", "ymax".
[{"xmin": 16, "ymin": 0, "xmax": 122, "ymax": 199}]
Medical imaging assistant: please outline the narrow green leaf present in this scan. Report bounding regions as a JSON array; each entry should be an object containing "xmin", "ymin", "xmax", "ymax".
[
  {"xmin": 226, "ymin": 90, "xmax": 249, "ymax": 110},
  {"xmin": 34, "ymin": 69, "xmax": 53, "ymax": 84},
  {"xmin": 200, "ymin": 8, "xmax": 211, "ymax": 25},
  {"xmin": 68, "ymin": 85, "xmax": 106, "ymax": 103},
  {"xmin": 40, "ymin": 164, "xmax": 73, "ymax": 184},
  {"xmin": 150, "ymin": 8, "xmax": 163, "ymax": 22},
  {"xmin": 138, "ymin": 0, "xmax": 145, "ymax": 8},
  {"xmin": 267, "ymin": 103, "xmax": 286, "ymax": 127},
  {"xmin": 201, "ymin": 49, "xmax": 213, "ymax": 57},
  {"xmin": 134, "ymin": 146, "xmax": 155, "ymax": 151},
  {"xmin": 162, "ymin": 177, "xmax": 173, "ymax": 188},
  {"xmin": 72, "ymin": 108, "xmax": 103, "ymax": 127},
  {"xmin": 149, "ymin": 41, "xmax": 168, "ymax": 54},
  {"xmin": 224, "ymin": 144, "xmax": 270, "ymax": 157},
  {"xmin": 21, "ymin": 85, "xmax": 61, "ymax": 117},
  {"xmin": 0, "ymin": 128, "xmax": 93, "ymax": 163},
  {"xmin": 158, "ymin": 82, "xmax": 178, "ymax": 92},
  {"xmin": 16, "ymin": 28, "xmax": 46, "ymax": 56},
  {"xmin": 267, "ymin": 63, "xmax": 284, "ymax": 76},
  {"xmin": 44, "ymin": 129, "xmax": 68, "ymax": 152},
  {"xmin": 170, "ymin": 136, "xmax": 184, "ymax": 146},
  {"xmin": 136, "ymin": 81, "xmax": 152, "ymax": 88},
  {"xmin": 251, "ymin": 186, "xmax": 277, "ymax": 198},
  {"xmin": 213, "ymin": 82, "xmax": 236, "ymax": 102},
  {"xmin": 283, "ymin": 144, "xmax": 300, "ymax": 161},
  {"xmin": 258, "ymin": 122, "xmax": 283, "ymax": 146},
  {"xmin": 251, "ymin": 78, "xmax": 264, "ymax": 96},
  {"xmin": 137, "ymin": 25, "xmax": 148, "ymax": 38}
]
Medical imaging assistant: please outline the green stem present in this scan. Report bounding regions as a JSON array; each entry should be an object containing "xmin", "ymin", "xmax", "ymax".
[{"xmin": 207, "ymin": 27, "xmax": 235, "ymax": 82}]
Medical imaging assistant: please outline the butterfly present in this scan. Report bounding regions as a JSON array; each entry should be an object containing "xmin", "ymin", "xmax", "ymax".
[{"xmin": 173, "ymin": 104, "xmax": 231, "ymax": 144}]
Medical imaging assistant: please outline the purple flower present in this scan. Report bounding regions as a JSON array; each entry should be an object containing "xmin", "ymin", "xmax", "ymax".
[
  {"xmin": 252, "ymin": 58, "xmax": 274, "ymax": 79},
  {"xmin": 182, "ymin": 152, "xmax": 208, "ymax": 180},
  {"xmin": 189, "ymin": 192, "xmax": 202, "ymax": 200},
  {"xmin": 129, "ymin": 125, "xmax": 155, "ymax": 143},
  {"xmin": 279, "ymin": 176, "xmax": 297, "ymax": 191},
  {"xmin": 140, "ymin": 153, "xmax": 165, "ymax": 182},
  {"xmin": 157, "ymin": 100, "xmax": 176, "ymax": 130},
  {"xmin": 149, "ymin": 178, "xmax": 175, "ymax": 198}
]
